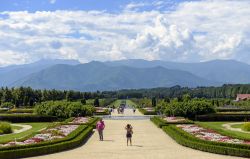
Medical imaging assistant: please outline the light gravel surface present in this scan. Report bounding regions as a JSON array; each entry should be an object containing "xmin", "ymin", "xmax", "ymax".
[{"xmin": 28, "ymin": 110, "xmax": 245, "ymax": 159}]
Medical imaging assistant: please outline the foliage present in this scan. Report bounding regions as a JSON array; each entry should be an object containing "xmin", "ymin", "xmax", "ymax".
[
  {"xmin": 93, "ymin": 98, "xmax": 100, "ymax": 107},
  {"xmin": 196, "ymin": 114, "xmax": 250, "ymax": 121},
  {"xmin": 197, "ymin": 122, "xmax": 250, "ymax": 141},
  {"xmin": 0, "ymin": 122, "xmax": 12, "ymax": 134},
  {"xmin": 138, "ymin": 108, "xmax": 157, "ymax": 115},
  {"xmin": 35, "ymin": 101, "xmax": 94, "ymax": 118},
  {"xmin": 0, "ymin": 125, "xmax": 93, "ymax": 159},
  {"xmin": 156, "ymin": 97, "xmax": 215, "ymax": 118},
  {"xmin": 0, "ymin": 102, "xmax": 13, "ymax": 109},
  {"xmin": 0, "ymin": 87, "xmax": 104, "ymax": 108},
  {"xmin": 0, "ymin": 114, "xmax": 57, "ymax": 123},
  {"xmin": 242, "ymin": 122, "xmax": 250, "ymax": 131},
  {"xmin": 162, "ymin": 125, "xmax": 250, "ymax": 158}
]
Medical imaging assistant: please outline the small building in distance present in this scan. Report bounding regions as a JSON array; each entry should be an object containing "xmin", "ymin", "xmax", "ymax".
[{"xmin": 236, "ymin": 94, "xmax": 250, "ymax": 101}]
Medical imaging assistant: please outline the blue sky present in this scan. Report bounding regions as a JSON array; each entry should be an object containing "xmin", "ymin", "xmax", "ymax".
[
  {"xmin": 0, "ymin": 0, "xmax": 250, "ymax": 66},
  {"xmin": 0, "ymin": 0, "xmax": 191, "ymax": 12}
]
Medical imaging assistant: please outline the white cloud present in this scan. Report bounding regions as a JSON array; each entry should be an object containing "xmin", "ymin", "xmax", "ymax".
[
  {"xmin": 49, "ymin": 0, "xmax": 56, "ymax": 4},
  {"xmin": 0, "ymin": 0, "xmax": 250, "ymax": 66}
]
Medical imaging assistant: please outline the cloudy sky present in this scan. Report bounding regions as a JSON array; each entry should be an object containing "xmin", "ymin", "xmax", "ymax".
[{"xmin": 0, "ymin": 0, "xmax": 250, "ymax": 66}]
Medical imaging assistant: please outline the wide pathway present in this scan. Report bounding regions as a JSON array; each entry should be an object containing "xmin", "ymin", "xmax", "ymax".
[{"xmin": 29, "ymin": 109, "xmax": 244, "ymax": 159}]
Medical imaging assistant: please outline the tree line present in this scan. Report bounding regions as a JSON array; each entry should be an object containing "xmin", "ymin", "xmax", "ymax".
[{"xmin": 0, "ymin": 87, "xmax": 104, "ymax": 107}]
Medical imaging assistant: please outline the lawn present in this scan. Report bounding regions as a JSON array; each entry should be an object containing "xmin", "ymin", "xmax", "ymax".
[
  {"xmin": 11, "ymin": 125, "xmax": 23, "ymax": 130},
  {"xmin": 197, "ymin": 122, "xmax": 250, "ymax": 140},
  {"xmin": 0, "ymin": 122, "xmax": 50, "ymax": 144}
]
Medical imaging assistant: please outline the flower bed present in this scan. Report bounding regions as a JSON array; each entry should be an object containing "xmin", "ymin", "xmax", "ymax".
[
  {"xmin": 0, "ymin": 125, "xmax": 79, "ymax": 147},
  {"xmin": 70, "ymin": 117, "xmax": 90, "ymax": 124},
  {"xmin": 177, "ymin": 124, "xmax": 250, "ymax": 145},
  {"xmin": 139, "ymin": 108, "xmax": 157, "ymax": 115},
  {"xmin": 164, "ymin": 117, "xmax": 186, "ymax": 123}
]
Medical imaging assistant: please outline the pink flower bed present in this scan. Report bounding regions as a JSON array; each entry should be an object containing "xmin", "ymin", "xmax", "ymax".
[
  {"xmin": 70, "ymin": 117, "xmax": 90, "ymax": 124},
  {"xmin": 0, "ymin": 125, "xmax": 79, "ymax": 147},
  {"xmin": 177, "ymin": 124, "xmax": 250, "ymax": 144},
  {"xmin": 164, "ymin": 117, "xmax": 186, "ymax": 123},
  {"xmin": 95, "ymin": 107, "xmax": 107, "ymax": 113}
]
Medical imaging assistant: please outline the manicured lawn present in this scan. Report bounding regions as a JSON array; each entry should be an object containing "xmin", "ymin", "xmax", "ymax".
[
  {"xmin": 11, "ymin": 125, "xmax": 23, "ymax": 130},
  {"xmin": 231, "ymin": 123, "xmax": 243, "ymax": 128},
  {"xmin": 126, "ymin": 100, "xmax": 138, "ymax": 108},
  {"xmin": 0, "ymin": 122, "xmax": 50, "ymax": 144},
  {"xmin": 197, "ymin": 122, "xmax": 250, "ymax": 140}
]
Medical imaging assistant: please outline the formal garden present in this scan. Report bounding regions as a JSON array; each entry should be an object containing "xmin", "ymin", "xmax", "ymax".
[{"xmin": 1, "ymin": 86, "xmax": 250, "ymax": 158}]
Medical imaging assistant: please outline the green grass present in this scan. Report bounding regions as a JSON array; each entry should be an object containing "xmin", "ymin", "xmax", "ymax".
[
  {"xmin": 0, "ymin": 122, "xmax": 49, "ymax": 144},
  {"xmin": 110, "ymin": 99, "xmax": 138, "ymax": 108},
  {"xmin": 231, "ymin": 124, "xmax": 243, "ymax": 128},
  {"xmin": 197, "ymin": 122, "xmax": 250, "ymax": 140},
  {"xmin": 126, "ymin": 100, "xmax": 138, "ymax": 108},
  {"xmin": 11, "ymin": 125, "xmax": 23, "ymax": 130}
]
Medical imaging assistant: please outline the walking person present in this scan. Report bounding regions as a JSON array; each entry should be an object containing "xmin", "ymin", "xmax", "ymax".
[
  {"xmin": 96, "ymin": 119, "xmax": 105, "ymax": 141},
  {"xmin": 125, "ymin": 124, "xmax": 133, "ymax": 146}
]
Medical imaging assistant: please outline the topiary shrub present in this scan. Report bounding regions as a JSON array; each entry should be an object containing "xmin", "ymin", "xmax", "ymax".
[
  {"xmin": 0, "ymin": 122, "xmax": 12, "ymax": 134},
  {"xmin": 242, "ymin": 122, "xmax": 250, "ymax": 131}
]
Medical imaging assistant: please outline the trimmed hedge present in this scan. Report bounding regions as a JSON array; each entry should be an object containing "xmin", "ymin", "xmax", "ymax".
[
  {"xmin": 150, "ymin": 116, "xmax": 168, "ymax": 128},
  {"xmin": 139, "ymin": 108, "xmax": 157, "ymax": 115},
  {"xmin": 195, "ymin": 114, "xmax": 250, "ymax": 121},
  {"xmin": 9, "ymin": 109, "xmax": 34, "ymax": 114},
  {"xmin": 162, "ymin": 125, "xmax": 250, "ymax": 158},
  {"xmin": 150, "ymin": 116, "xmax": 194, "ymax": 128},
  {"xmin": 0, "ymin": 114, "xmax": 57, "ymax": 123},
  {"xmin": 216, "ymin": 108, "xmax": 250, "ymax": 112},
  {"xmin": 0, "ymin": 125, "xmax": 93, "ymax": 159}
]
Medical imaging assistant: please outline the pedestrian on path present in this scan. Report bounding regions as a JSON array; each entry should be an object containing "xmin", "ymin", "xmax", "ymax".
[
  {"xmin": 125, "ymin": 124, "xmax": 133, "ymax": 146},
  {"xmin": 96, "ymin": 118, "xmax": 105, "ymax": 141}
]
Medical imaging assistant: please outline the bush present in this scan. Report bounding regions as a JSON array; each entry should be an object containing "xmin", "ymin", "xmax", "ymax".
[
  {"xmin": 242, "ymin": 122, "xmax": 250, "ymax": 131},
  {"xmin": 195, "ymin": 114, "xmax": 250, "ymax": 121},
  {"xmin": 0, "ymin": 102, "xmax": 13, "ymax": 109},
  {"xmin": 0, "ymin": 114, "xmax": 57, "ymax": 123},
  {"xmin": 138, "ymin": 108, "xmax": 157, "ymax": 115},
  {"xmin": 0, "ymin": 125, "xmax": 93, "ymax": 159},
  {"xmin": 162, "ymin": 125, "xmax": 250, "ymax": 158},
  {"xmin": 0, "ymin": 122, "xmax": 12, "ymax": 134},
  {"xmin": 35, "ymin": 101, "xmax": 95, "ymax": 118}
]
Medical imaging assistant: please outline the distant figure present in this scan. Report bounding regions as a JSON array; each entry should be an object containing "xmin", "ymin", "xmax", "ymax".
[
  {"xmin": 133, "ymin": 108, "xmax": 136, "ymax": 113},
  {"xmin": 96, "ymin": 119, "xmax": 105, "ymax": 141},
  {"xmin": 125, "ymin": 124, "xmax": 133, "ymax": 146}
]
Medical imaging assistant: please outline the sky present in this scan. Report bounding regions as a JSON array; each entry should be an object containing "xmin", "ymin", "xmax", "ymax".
[{"xmin": 0, "ymin": 0, "xmax": 250, "ymax": 66}]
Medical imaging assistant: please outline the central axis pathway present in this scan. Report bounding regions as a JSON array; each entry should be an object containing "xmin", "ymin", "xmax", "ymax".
[{"xmin": 29, "ymin": 109, "xmax": 244, "ymax": 159}]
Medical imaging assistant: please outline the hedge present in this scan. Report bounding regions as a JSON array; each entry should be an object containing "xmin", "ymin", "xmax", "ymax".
[
  {"xmin": 0, "ymin": 114, "xmax": 57, "ymax": 123},
  {"xmin": 162, "ymin": 125, "xmax": 250, "ymax": 157},
  {"xmin": 195, "ymin": 114, "xmax": 250, "ymax": 121},
  {"xmin": 216, "ymin": 108, "xmax": 250, "ymax": 112},
  {"xmin": 150, "ymin": 116, "xmax": 193, "ymax": 128},
  {"xmin": 0, "ymin": 125, "xmax": 93, "ymax": 159},
  {"xmin": 138, "ymin": 108, "xmax": 157, "ymax": 115}
]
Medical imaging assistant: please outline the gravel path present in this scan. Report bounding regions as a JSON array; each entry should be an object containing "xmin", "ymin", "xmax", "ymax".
[
  {"xmin": 222, "ymin": 122, "xmax": 250, "ymax": 133},
  {"xmin": 11, "ymin": 124, "xmax": 32, "ymax": 134},
  {"xmin": 27, "ymin": 110, "xmax": 245, "ymax": 159}
]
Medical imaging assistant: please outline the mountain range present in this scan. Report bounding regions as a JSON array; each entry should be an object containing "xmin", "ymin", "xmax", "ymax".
[{"xmin": 0, "ymin": 59, "xmax": 250, "ymax": 91}]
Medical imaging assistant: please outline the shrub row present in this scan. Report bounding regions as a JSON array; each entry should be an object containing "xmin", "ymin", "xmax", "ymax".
[
  {"xmin": 0, "ymin": 125, "xmax": 93, "ymax": 158},
  {"xmin": 0, "ymin": 122, "xmax": 12, "ymax": 134},
  {"xmin": 0, "ymin": 114, "xmax": 57, "ymax": 123},
  {"xmin": 216, "ymin": 108, "xmax": 250, "ymax": 112},
  {"xmin": 195, "ymin": 114, "xmax": 250, "ymax": 121},
  {"xmin": 138, "ymin": 108, "xmax": 157, "ymax": 115},
  {"xmin": 162, "ymin": 125, "xmax": 250, "ymax": 158},
  {"xmin": 150, "ymin": 116, "xmax": 168, "ymax": 128},
  {"xmin": 150, "ymin": 116, "xmax": 194, "ymax": 128}
]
